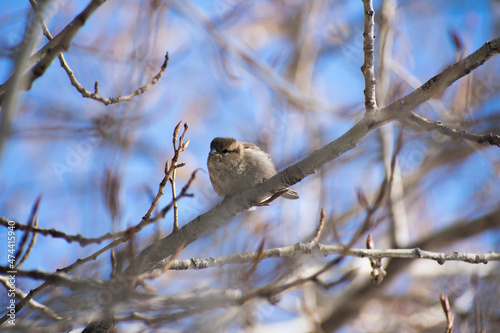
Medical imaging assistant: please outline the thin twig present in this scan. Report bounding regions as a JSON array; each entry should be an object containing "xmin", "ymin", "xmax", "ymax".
[
  {"xmin": 309, "ymin": 208, "xmax": 325, "ymax": 244},
  {"xmin": 143, "ymin": 160, "xmax": 171, "ymax": 222},
  {"xmin": 170, "ymin": 168, "xmax": 179, "ymax": 231},
  {"xmin": 440, "ymin": 294, "xmax": 454, "ymax": 333},
  {"xmin": 171, "ymin": 123, "xmax": 190, "ymax": 231},
  {"xmin": 389, "ymin": 130, "xmax": 404, "ymax": 189},
  {"xmin": 15, "ymin": 195, "xmax": 41, "ymax": 267},
  {"xmin": 381, "ymin": 126, "xmax": 410, "ymax": 248},
  {"xmin": 110, "ymin": 250, "xmax": 117, "ymax": 278},
  {"xmin": 135, "ymin": 242, "xmax": 185, "ymax": 285},
  {"xmin": 409, "ymin": 112, "xmax": 500, "ymax": 146},
  {"xmin": 29, "ymin": 0, "xmax": 53, "ymax": 40},
  {"xmin": 0, "ymin": 217, "xmax": 125, "ymax": 246},
  {"xmin": 301, "ymin": 217, "xmax": 374, "ymax": 288},
  {"xmin": 366, "ymin": 234, "xmax": 387, "ymax": 284},
  {"xmin": 170, "ymin": 122, "xmax": 185, "ymax": 231},
  {"xmin": 154, "ymin": 169, "xmax": 198, "ymax": 221},
  {"xmin": 314, "ymin": 269, "xmax": 359, "ymax": 290},
  {"xmin": 240, "ymin": 239, "xmax": 266, "ymax": 287},
  {"xmin": 16, "ymin": 217, "xmax": 39, "ymax": 268},
  {"xmin": 60, "ymin": 52, "xmax": 169, "ymax": 105},
  {"xmin": 0, "ymin": 267, "xmax": 108, "ymax": 289},
  {"xmin": 306, "ymin": 206, "xmax": 385, "ymax": 287},
  {"xmin": 143, "ymin": 121, "xmax": 189, "ymax": 224},
  {"xmin": 351, "ymin": 176, "xmax": 389, "ymax": 248},
  {"xmin": 29, "ymin": 0, "xmax": 168, "ymax": 106},
  {"xmin": 163, "ymin": 242, "xmax": 500, "ymax": 271},
  {"xmin": 361, "ymin": 0, "xmax": 378, "ymax": 113},
  {"xmin": 240, "ymin": 258, "xmax": 354, "ymax": 305}
]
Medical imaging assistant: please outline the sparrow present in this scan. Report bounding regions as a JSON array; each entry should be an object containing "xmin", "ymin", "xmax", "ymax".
[{"xmin": 207, "ymin": 137, "xmax": 299, "ymax": 200}]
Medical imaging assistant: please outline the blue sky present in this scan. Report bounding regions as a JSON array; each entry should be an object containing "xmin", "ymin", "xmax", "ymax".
[{"xmin": 0, "ymin": 0, "xmax": 499, "ymax": 331}]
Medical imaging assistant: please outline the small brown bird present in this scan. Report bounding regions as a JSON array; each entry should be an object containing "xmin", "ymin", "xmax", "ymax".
[{"xmin": 207, "ymin": 137, "xmax": 299, "ymax": 200}]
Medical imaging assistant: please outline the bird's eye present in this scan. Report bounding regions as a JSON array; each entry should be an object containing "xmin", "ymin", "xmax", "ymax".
[{"xmin": 222, "ymin": 149, "xmax": 229, "ymax": 154}]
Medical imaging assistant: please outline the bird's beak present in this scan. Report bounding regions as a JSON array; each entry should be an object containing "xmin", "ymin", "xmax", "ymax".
[{"xmin": 209, "ymin": 149, "xmax": 220, "ymax": 158}]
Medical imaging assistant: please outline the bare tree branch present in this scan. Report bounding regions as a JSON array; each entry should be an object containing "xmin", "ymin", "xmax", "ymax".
[
  {"xmin": 409, "ymin": 111, "xmax": 500, "ymax": 145},
  {"xmin": 169, "ymin": 122, "xmax": 189, "ymax": 231},
  {"xmin": 440, "ymin": 294, "xmax": 455, "ymax": 333},
  {"xmin": 0, "ymin": 217, "xmax": 123, "ymax": 246},
  {"xmin": 61, "ymin": 52, "xmax": 169, "ymax": 105},
  {"xmin": 309, "ymin": 208, "xmax": 325, "ymax": 244},
  {"xmin": 160, "ymin": 243, "xmax": 499, "ymax": 271},
  {"xmin": 15, "ymin": 218, "xmax": 38, "ymax": 268},
  {"xmin": 361, "ymin": 0, "xmax": 378, "ymax": 113},
  {"xmin": 14, "ymin": 195, "xmax": 41, "ymax": 267},
  {"xmin": 29, "ymin": 0, "xmax": 168, "ymax": 106},
  {"xmin": 0, "ymin": 267, "xmax": 107, "ymax": 289}
]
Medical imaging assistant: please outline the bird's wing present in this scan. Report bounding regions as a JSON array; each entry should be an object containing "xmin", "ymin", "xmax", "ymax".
[
  {"xmin": 242, "ymin": 142, "xmax": 272, "ymax": 161},
  {"xmin": 241, "ymin": 142, "xmax": 260, "ymax": 151}
]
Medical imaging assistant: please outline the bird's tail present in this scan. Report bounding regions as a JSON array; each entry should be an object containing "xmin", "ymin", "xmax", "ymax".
[{"xmin": 282, "ymin": 189, "xmax": 299, "ymax": 200}]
